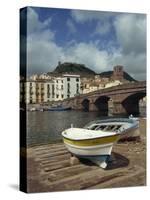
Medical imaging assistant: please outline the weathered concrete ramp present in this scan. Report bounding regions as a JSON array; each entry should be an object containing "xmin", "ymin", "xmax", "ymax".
[{"xmin": 26, "ymin": 118, "xmax": 146, "ymax": 193}]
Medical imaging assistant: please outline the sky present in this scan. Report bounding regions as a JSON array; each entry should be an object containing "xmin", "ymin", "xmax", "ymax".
[{"xmin": 22, "ymin": 7, "xmax": 146, "ymax": 80}]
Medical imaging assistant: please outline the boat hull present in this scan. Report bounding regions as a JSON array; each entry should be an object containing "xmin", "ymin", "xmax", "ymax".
[
  {"xmin": 63, "ymin": 134, "xmax": 120, "ymax": 156},
  {"xmin": 64, "ymin": 142, "xmax": 113, "ymax": 156},
  {"xmin": 119, "ymin": 126, "xmax": 140, "ymax": 141},
  {"xmin": 47, "ymin": 107, "xmax": 71, "ymax": 111},
  {"xmin": 62, "ymin": 127, "xmax": 120, "ymax": 168}
]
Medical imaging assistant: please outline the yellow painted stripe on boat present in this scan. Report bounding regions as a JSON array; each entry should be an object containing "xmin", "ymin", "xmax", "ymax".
[{"xmin": 63, "ymin": 135, "xmax": 120, "ymax": 147}]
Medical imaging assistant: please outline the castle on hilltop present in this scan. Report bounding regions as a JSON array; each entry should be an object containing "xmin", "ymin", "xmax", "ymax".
[{"xmin": 112, "ymin": 65, "xmax": 124, "ymax": 81}]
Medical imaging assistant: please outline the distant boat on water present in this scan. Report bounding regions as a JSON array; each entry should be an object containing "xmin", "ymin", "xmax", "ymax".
[
  {"xmin": 46, "ymin": 105, "xmax": 71, "ymax": 111},
  {"xmin": 29, "ymin": 107, "xmax": 36, "ymax": 112}
]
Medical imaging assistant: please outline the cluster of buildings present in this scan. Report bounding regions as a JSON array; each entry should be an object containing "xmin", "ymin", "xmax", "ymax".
[
  {"xmin": 20, "ymin": 74, "xmax": 80, "ymax": 104},
  {"xmin": 81, "ymin": 77, "xmax": 123, "ymax": 94},
  {"xmin": 20, "ymin": 65, "xmax": 130, "ymax": 104},
  {"xmin": 81, "ymin": 65, "xmax": 129, "ymax": 93}
]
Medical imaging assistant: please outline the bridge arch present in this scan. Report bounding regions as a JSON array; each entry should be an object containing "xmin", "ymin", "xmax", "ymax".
[
  {"xmin": 94, "ymin": 96, "xmax": 110, "ymax": 116},
  {"xmin": 81, "ymin": 98, "xmax": 90, "ymax": 111},
  {"xmin": 122, "ymin": 92, "xmax": 146, "ymax": 115}
]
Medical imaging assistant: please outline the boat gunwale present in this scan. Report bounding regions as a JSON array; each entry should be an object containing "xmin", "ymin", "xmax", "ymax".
[
  {"xmin": 62, "ymin": 124, "xmax": 139, "ymax": 141},
  {"xmin": 62, "ymin": 132, "xmax": 121, "ymax": 142},
  {"xmin": 83, "ymin": 118, "xmax": 138, "ymax": 128},
  {"xmin": 62, "ymin": 118, "xmax": 139, "ymax": 142}
]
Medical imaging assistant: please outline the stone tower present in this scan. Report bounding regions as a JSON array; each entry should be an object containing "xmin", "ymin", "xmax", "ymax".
[
  {"xmin": 58, "ymin": 61, "xmax": 61, "ymax": 66},
  {"xmin": 112, "ymin": 65, "xmax": 124, "ymax": 80}
]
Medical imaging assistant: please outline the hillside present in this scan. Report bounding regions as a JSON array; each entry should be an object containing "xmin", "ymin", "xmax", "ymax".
[
  {"xmin": 47, "ymin": 62, "xmax": 136, "ymax": 82},
  {"xmin": 99, "ymin": 71, "xmax": 137, "ymax": 82},
  {"xmin": 51, "ymin": 62, "xmax": 96, "ymax": 76}
]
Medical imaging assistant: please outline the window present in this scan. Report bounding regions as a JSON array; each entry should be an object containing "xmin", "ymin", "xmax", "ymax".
[
  {"xmin": 61, "ymin": 85, "xmax": 63, "ymax": 90},
  {"xmin": 76, "ymin": 83, "xmax": 79, "ymax": 94},
  {"xmin": 61, "ymin": 80, "xmax": 63, "ymax": 83},
  {"xmin": 67, "ymin": 82, "xmax": 70, "ymax": 94},
  {"xmin": 52, "ymin": 84, "xmax": 54, "ymax": 93},
  {"xmin": 67, "ymin": 82, "xmax": 70, "ymax": 88},
  {"xmin": 47, "ymin": 84, "xmax": 50, "ymax": 93},
  {"xmin": 61, "ymin": 94, "xmax": 64, "ymax": 98},
  {"xmin": 36, "ymin": 83, "xmax": 39, "ymax": 90},
  {"xmin": 56, "ymin": 94, "xmax": 59, "ymax": 98},
  {"xmin": 67, "ymin": 94, "xmax": 70, "ymax": 98},
  {"xmin": 67, "ymin": 89, "xmax": 70, "ymax": 94},
  {"xmin": 67, "ymin": 77, "xmax": 70, "ymax": 81},
  {"xmin": 30, "ymin": 82, "xmax": 32, "ymax": 87},
  {"xmin": 41, "ymin": 83, "xmax": 44, "ymax": 90},
  {"xmin": 76, "ymin": 78, "xmax": 79, "ymax": 82}
]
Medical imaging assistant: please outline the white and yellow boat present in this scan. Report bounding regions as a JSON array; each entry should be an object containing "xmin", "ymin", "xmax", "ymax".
[{"xmin": 62, "ymin": 117, "xmax": 139, "ymax": 168}]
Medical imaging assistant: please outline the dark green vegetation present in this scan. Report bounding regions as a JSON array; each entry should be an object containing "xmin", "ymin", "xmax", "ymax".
[{"xmin": 51, "ymin": 62, "xmax": 96, "ymax": 75}]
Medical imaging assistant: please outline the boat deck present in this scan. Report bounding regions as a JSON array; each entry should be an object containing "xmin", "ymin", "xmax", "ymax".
[{"xmin": 26, "ymin": 118, "xmax": 146, "ymax": 193}]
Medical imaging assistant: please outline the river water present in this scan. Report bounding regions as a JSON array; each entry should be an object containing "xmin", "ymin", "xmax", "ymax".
[{"xmin": 27, "ymin": 107, "xmax": 146, "ymax": 146}]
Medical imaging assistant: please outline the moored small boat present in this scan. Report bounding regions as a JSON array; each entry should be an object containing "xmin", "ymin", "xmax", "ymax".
[
  {"xmin": 29, "ymin": 107, "xmax": 36, "ymax": 112},
  {"xmin": 83, "ymin": 117, "xmax": 140, "ymax": 141},
  {"xmin": 37, "ymin": 108, "xmax": 44, "ymax": 112},
  {"xmin": 47, "ymin": 105, "xmax": 71, "ymax": 111}
]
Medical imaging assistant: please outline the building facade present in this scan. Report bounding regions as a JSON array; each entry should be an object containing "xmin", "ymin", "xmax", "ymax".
[
  {"xmin": 20, "ymin": 74, "xmax": 81, "ymax": 104},
  {"xmin": 63, "ymin": 74, "xmax": 80, "ymax": 99},
  {"xmin": 20, "ymin": 80, "xmax": 55, "ymax": 104}
]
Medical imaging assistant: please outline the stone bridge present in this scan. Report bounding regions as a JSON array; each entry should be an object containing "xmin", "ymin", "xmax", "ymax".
[{"xmin": 61, "ymin": 81, "xmax": 146, "ymax": 115}]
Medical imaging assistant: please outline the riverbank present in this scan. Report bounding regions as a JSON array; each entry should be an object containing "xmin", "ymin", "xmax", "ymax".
[{"xmin": 26, "ymin": 118, "xmax": 146, "ymax": 193}]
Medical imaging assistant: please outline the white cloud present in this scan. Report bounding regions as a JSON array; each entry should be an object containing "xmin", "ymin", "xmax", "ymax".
[
  {"xmin": 27, "ymin": 7, "xmax": 60, "ymax": 74},
  {"xmin": 114, "ymin": 14, "xmax": 146, "ymax": 54},
  {"xmin": 95, "ymin": 21, "xmax": 111, "ymax": 35},
  {"xmin": 27, "ymin": 7, "xmax": 54, "ymax": 39},
  {"xmin": 112, "ymin": 14, "xmax": 146, "ymax": 80},
  {"xmin": 27, "ymin": 38, "xmax": 63, "ymax": 74},
  {"xmin": 71, "ymin": 10, "xmax": 116, "ymax": 23},
  {"xmin": 26, "ymin": 8, "xmax": 146, "ymax": 81},
  {"xmin": 66, "ymin": 19, "xmax": 77, "ymax": 34},
  {"xmin": 64, "ymin": 42, "xmax": 111, "ymax": 72}
]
